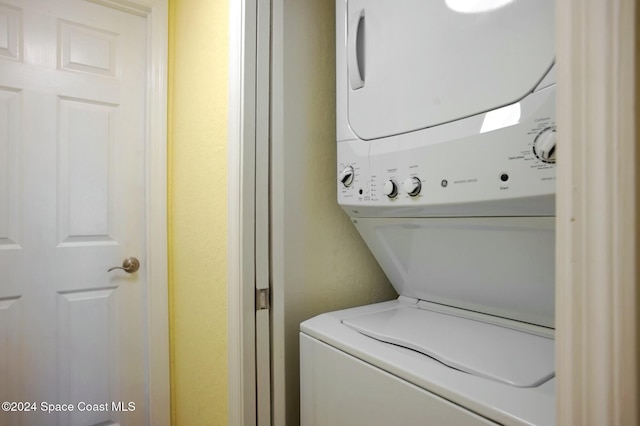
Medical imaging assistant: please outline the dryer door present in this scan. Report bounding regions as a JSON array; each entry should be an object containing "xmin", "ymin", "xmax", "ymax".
[{"xmin": 345, "ymin": 0, "xmax": 554, "ymax": 140}]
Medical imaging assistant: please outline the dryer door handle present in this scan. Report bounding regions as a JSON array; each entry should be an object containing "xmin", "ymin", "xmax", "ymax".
[{"xmin": 348, "ymin": 9, "xmax": 365, "ymax": 90}]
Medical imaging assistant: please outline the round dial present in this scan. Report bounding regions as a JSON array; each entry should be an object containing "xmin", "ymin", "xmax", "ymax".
[
  {"xmin": 403, "ymin": 177, "xmax": 422, "ymax": 197},
  {"xmin": 338, "ymin": 166, "xmax": 355, "ymax": 187},
  {"xmin": 533, "ymin": 127, "xmax": 557, "ymax": 163},
  {"xmin": 382, "ymin": 180, "xmax": 398, "ymax": 198}
]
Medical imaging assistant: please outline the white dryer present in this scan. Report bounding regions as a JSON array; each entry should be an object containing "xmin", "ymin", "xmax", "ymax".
[{"xmin": 300, "ymin": 0, "xmax": 556, "ymax": 425}]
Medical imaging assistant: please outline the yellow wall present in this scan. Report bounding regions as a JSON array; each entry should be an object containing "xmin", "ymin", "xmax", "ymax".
[{"xmin": 168, "ymin": 0, "xmax": 229, "ymax": 424}]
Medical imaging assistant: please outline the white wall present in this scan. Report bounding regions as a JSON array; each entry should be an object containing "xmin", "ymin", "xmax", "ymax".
[{"xmin": 271, "ymin": 0, "xmax": 398, "ymax": 424}]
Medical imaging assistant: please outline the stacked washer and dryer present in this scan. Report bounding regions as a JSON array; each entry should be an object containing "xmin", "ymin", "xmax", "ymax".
[{"xmin": 300, "ymin": 1, "xmax": 557, "ymax": 425}]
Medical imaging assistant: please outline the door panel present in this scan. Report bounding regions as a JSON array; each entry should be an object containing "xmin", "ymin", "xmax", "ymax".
[
  {"xmin": 57, "ymin": 288, "xmax": 119, "ymax": 426},
  {"xmin": 0, "ymin": 1, "xmax": 149, "ymax": 424},
  {"xmin": 0, "ymin": 297, "xmax": 21, "ymax": 411},
  {"xmin": 0, "ymin": 87, "xmax": 21, "ymax": 248},
  {"xmin": 0, "ymin": 3, "xmax": 20, "ymax": 61},
  {"xmin": 58, "ymin": 97, "xmax": 117, "ymax": 245}
]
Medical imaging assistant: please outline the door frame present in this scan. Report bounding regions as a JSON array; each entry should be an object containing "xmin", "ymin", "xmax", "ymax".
[
  {"xmin": 228, "ymin": 0, "xmax": 274, "ymax": 422},
  {"xmin": 88, "ymin": 1, "xmax": 170, "ymax": 425},
  {"xmin": 228, "ymin": 0, "xmax": 259, "ymax": 424},
  {"xmin": 555, "ymin": 0, "xmax": 639, "ymax": 424},
  {"xmin": 143, "ymin": 1, "xmax": 170, "ymax": 425}
]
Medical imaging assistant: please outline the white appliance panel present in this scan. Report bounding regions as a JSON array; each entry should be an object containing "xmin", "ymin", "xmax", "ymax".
[
  {"xmin": 353, "ymin": 217, "xmax": 555, "ymax": 327},
  {"xmin": 301, "ymin": 300, "xmax": 557, "ymax": 426},
  {"xmin": 300, "ymin": 333, "xmax": 498, "ymax": 426},
  {"xmin": 344, "ymin": 0, "xmax": 555, "ymax": 141},
  {"xmin": 343, "ymin": 306, "xmax": 554, "ymax": 387},
  {"xmin": 339, "ymin": 85, "xmax": 556, "ymax": 217}
]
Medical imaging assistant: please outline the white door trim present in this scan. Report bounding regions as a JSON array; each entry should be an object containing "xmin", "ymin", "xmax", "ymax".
[
  {"xmin": 556, "ymin": 0, "xmax": 638, "ymax": 424},
  {"xmin": 144, "ymin": 2, "xmax": 170, "ymax": 426},
  {"xmin": 87, "ymin": 1, "xmax": 170, "ymax": 424},
  {"xmin": 254, "ymin": 0, "xmax": 272, "ymax": 424},
  {"xmin": 228, "ymin": 0, "xmax": 259, "ymax": 424}
]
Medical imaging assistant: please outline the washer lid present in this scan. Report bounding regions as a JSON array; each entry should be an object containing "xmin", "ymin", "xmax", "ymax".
[
  {"xmin": 345, "ymin": 0, "xmax": 555, "ymax": 140},
  {"xmin": 343, "ymin": 305, "xmax": 554, "ymax": 388}
]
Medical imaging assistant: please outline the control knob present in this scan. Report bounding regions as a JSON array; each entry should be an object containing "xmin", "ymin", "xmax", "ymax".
[
  {"xmin": 533, "ymin": 128, "xmax": 557, "ymax": 163},
  {"xmin": 339, "ymin": 166, "xmax": 355, "ymax": 187},
  {"xmin": 383, "ymin": 180, "xmax": 398, "ymax": 198},
  {"xmin": 403, "ymin": 177, "xmax": 422, "ymax": 197}
]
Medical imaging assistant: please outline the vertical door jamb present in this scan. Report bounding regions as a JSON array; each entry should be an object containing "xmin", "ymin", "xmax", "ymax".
[
  {"xmin": 556, "ymin": 0, "xmax": 639, "ymax": 424},
  {"xmin": 145, "ymin": 1, "xmax": 170, "ymax": 425},
  {"xmin": 228, "ymin": 0, "xmax": 271, "ymax": 424},
  {"xmin": 255, "ymin": 0, "xmax": 273, "ymax": 424}
]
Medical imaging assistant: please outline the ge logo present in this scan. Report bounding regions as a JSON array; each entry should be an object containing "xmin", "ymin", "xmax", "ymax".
[{"xmin": 441, "ymin": 180, "xmax": 448, "ymax": 188}]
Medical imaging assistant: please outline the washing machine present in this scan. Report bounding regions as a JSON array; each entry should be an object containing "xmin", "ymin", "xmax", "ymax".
[{"xmin": 300, "ymin": 0, "xmax": 556, "ymax": 425}]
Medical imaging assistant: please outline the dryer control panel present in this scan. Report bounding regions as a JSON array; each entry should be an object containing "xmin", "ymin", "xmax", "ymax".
[{"xmin": 338, "ymin": 85, "xmax": 556, "ymax": 218}]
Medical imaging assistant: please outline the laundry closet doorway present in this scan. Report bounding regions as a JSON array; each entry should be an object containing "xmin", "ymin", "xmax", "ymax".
[{"xmin": 227, "ymin": 0, "xmax": 640, "ymax": 425}]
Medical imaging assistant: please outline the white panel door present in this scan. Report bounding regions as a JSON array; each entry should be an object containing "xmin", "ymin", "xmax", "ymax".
[{"xmin": 0, "ymin": 0, "xmax": 150, "ymax": 425}]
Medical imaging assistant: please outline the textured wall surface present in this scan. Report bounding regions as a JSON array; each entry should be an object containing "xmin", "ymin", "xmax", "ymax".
[
  {"xmin": 168, "ymin": 0, "xmax": 229, "ymax": 424},
  {"xmin": 271, "ymin": 0, "xmax": 398, "ymax": 423}
]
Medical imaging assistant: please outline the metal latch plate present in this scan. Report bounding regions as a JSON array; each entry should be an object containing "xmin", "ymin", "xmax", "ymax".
[{"xmin": 256, "ymin": 288, "xmax": 270, "ymax": 311}]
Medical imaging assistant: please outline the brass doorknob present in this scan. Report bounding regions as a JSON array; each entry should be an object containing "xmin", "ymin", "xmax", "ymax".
[{"xmin": 108, "ymin": 257, "xmax": 140, "ymax": 273}]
